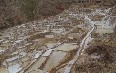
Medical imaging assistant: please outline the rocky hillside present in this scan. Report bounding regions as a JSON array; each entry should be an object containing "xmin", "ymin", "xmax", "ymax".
[
  {"xmin": 0, "ymin": 0, "xmax": 115, "ymax": 29},
  {"xmin": 0, "ymin": 0, "xmax": 75, "ymax": 29}
]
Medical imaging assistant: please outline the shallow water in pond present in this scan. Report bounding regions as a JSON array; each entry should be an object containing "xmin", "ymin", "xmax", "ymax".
[
  {"xmin": 28, "ymin": 57, "xmax": 47, "ymax": 72},
  {"xmin": 43, "ymin": 51, "xmax": 67, "ymax": 72},
  {"xmin": 55, "ymin": 43, "xmax": 78, "ymax": 52},
  {"xmin": 0, "ymin": 67, "xmax": 8, "ymax": 73}
]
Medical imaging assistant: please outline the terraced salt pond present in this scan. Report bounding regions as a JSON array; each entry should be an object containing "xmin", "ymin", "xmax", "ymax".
[
  {"xmin": 0, "ymin": 67, "xmax": 8, "ymax": 73},
  {"xmin": 43, "ymin": 51, "xmax": 67, "ymax": 72},
  {"xmin": 28, "ymin": 57, "xmax": 47, "ymax": 72},
  {"xmin": 29, "ymin": 70, "xmax": 39, "ymax": 73},
  {"xmin": 55, "ymin": 43, "xmax": 78, "ymax": 52},
  {"xmin": 0, "ymin": 47, "xmax": 6, "ymax": 53}
]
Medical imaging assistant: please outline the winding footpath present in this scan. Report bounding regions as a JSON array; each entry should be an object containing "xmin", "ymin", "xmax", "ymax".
[
  {"xmin": 63, "ymin": 7, "xmax": 112, "ymax": 73},
  {"xmin": 64, "ymin": 18, "xmax": 95, "ymax": 73}
]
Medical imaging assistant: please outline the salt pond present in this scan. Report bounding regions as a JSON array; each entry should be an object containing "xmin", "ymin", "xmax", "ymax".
[
  {"xmin": 43, "ymin": 51, "xmax": 67, "ymax": 72},
  {"xmin": 55, "ymin": 43, "xmax": 78, "ymax": 52}
]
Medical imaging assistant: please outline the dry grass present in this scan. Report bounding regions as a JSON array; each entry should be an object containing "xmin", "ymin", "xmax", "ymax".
[
  {"xmin": 72, "ymin": 42, "xmax": 116, "ymax": 73},
  {"xmin": 86, "ymin": 44, "xmax": 116, "ymax": 63}
]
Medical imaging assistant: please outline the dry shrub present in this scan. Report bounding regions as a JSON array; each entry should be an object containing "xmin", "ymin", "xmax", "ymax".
[{"xmin": 86, "ymin": 44, "xmax": 116, "ymax": 63}]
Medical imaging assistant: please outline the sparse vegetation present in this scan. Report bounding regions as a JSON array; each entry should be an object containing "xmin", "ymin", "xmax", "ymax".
[
  {"xmin": 86, "ymin": 44, "xmax": 116, "ymax": 63},
  {"xmin": 22, "ymin": 0, "xmax": 36, "ymax": 20},
  {"xmin": 72, "ymin": 41, "xmax": 116, "ymax": 73},
  {"xmin": 0, "ymin": 0, "xmax": 74, "ymax": 29}
]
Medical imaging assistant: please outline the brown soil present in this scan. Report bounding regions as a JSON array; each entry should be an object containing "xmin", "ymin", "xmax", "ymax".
[{"xmin": 72, "ymin": 43, "xmax": 116, "ymax": 73}]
